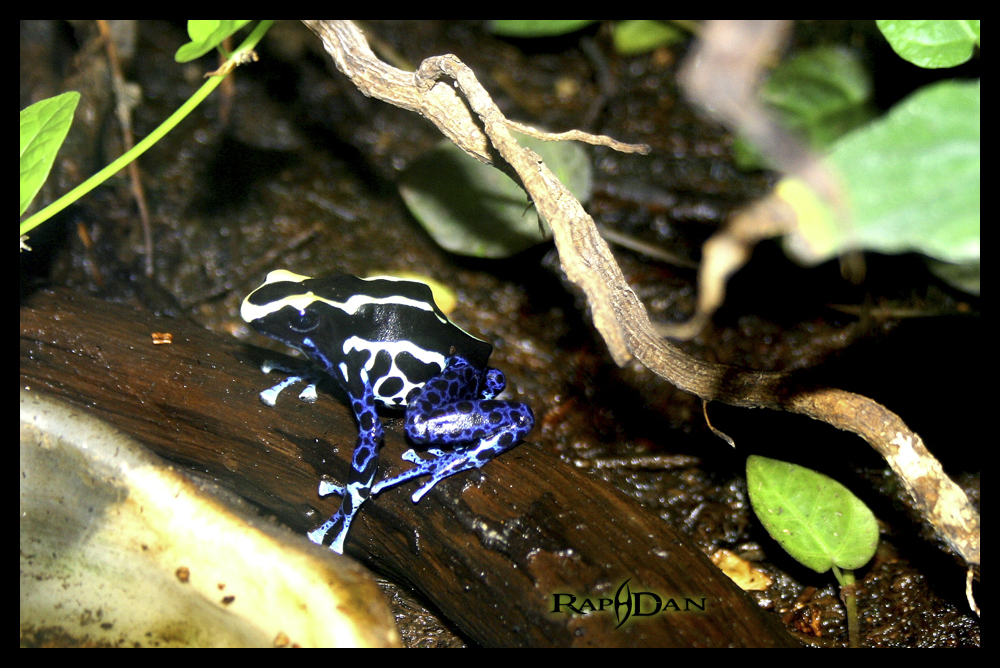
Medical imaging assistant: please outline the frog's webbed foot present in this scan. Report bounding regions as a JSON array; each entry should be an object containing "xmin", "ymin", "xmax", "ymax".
[
  {"xmin": 308, "ymin": 475, "xmax": 374, "ymax": 553},
  {"xmin": 257, "ymin": 360, "xmax": 322, "ymax": 406},
  {"xmin": 371, "ymin": 449, "xmax": 440, "ymax": 500},
  {"xmin": 317, "ymin": 474, "xmax": 345, "ymax": 497}
]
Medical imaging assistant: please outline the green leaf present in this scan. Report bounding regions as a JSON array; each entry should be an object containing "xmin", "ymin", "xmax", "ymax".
[
  {"xmin": 746, "ymin": 456, "xmax": 879, "ymax": 573},
  {"xmin": 399, "ymin": 132, "xmax": 592, "ymax": 258},
  {"xmin": 926, "ymin": 258, "xmax": 980, "ymax": 296},
  {"xmin": 735, "ymin": 47, "xmax": 874, "ymax": 170},
  {"xmin": 761, "ymin": 47, "xmax": 873, "ymax": 147},
  {"xmin": 175, "ymin": 20, "xmax": 252, "ymax": 62},
  {"xmin": 612, "ymin": 20, "xmax": 684, "ymax": 56},
  {"xmin": 488, "ymin": 20, "xmax": 596, "ymax": 38},
  {"xmin": 784, "ymin": 79, "xmax": 979, "ymax": 268},
  {"xmin": 877, "ymin": 20, "xmax": 980, "ymax": 69},
  {"xmin": 20, "ymin": 91, "xmax": 80, "ymax": 216}
]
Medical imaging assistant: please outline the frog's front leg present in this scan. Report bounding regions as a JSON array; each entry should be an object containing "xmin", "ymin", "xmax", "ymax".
[
  {"xmin": 372, "ymin": 357, "xmax": 534, "ymax": 502},
  {"xmin": 306, "ymin": 368, "xmax": 383, "ymax": 553}
]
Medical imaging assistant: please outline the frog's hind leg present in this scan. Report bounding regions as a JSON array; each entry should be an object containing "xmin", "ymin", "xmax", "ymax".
[
  {"xmin": 307, "ymin": 369, "xmax": 384, "ymax": 553},
  {"xmin": 372, "ymin": 357, "xmax": 534, "ymax": 502},
  {"xmin": 372, "ymin": 408, "xmax": 533, "ymax": 502}
]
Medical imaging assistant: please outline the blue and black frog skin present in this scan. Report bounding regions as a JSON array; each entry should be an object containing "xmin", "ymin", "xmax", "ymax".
[{"xmin": 241, "ymin": 270, "xmax": 535, "ymax": 553}]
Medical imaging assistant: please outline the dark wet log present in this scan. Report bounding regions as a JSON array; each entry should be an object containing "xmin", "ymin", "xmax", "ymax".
[{"xmin": 20, "ymin": 287, "xmax": 797, "ymax": 647}]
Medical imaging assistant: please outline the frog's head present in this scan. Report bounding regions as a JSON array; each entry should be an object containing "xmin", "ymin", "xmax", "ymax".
[{"xmin": 241, "ymin": 270, "xmax": 340, "ymax": 357}]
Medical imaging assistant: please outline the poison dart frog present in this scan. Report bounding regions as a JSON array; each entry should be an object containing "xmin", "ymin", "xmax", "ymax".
[{"xmin": 241, "ymin": 270, "xmax": 535, "ymax": 553}]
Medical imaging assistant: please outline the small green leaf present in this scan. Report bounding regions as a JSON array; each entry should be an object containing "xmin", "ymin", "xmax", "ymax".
[
  {"xmin": 877, "ymin": 20, "xmax": 980, "ymax": 69},
  {"xmin": 488, "ymin": 20, "xmax": 596, "ymax": 38},
  {"xmin": 612, "ymin": 20, "xmax": 684, "ymax": 56},
  {"xmin": 783, "ymin": 79, "xmax": 979, "ymax": 268},
  {"xmin": 20, "ymin": 91, "xmax": 80, "ymax": 216},
  {"xmin": 399, "ymin": 132, "xmax": 592, "ymax": 258},
  {"xmin": 746, "ymin": 456, "xmax": 879, "ymax": 573},
  {"xmin": 175, "ymin": 20, "xmax": 252, "ymax": 62}
]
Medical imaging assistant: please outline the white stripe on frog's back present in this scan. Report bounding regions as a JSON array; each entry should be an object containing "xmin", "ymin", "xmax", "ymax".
[
  {"xmin": 241, "ymin": 270, "xmax": 447, "ymax": 324},
  {"xmin": 341, "ymin": 336, "xmax": 447, "ymax": 406}
]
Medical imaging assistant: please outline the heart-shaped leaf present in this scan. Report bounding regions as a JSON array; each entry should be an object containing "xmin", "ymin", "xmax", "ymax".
[{"xmin": 746, "ymin": 455, "xmax": 878, "ymax": 573}]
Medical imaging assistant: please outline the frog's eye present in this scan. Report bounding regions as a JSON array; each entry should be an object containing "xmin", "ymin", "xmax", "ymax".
[{"xmin": 287, "ymin": 309, "xmax": 320, "ymax": 333}]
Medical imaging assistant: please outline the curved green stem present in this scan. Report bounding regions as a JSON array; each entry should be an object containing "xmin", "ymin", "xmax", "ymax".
[{"xmin": 20, "ymin": 20, "xmax": 275, "ymax": 238}]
